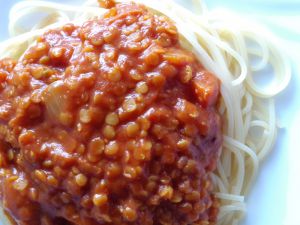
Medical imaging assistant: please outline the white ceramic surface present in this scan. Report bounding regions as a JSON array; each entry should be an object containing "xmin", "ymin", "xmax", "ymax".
[{"xmin": 0, "ymin": 1, "xmax": 299, "ymax": 225}]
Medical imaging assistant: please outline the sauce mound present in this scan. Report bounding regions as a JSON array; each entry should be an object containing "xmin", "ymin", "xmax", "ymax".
[{"xmin": 0, "ymin": 3, "xmax": 222, "ymax": 225}]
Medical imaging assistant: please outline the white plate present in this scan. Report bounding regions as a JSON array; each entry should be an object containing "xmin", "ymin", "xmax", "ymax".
[{"xmin": 0, "ymin": 1, "xmax": 300, "ymax": 225}]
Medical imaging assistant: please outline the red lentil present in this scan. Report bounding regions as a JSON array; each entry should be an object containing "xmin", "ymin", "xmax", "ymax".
[
  {"xmin": 75, "ymin": 173, "xmax": 88, "ymax": 187},
  {"xmin": 93, "ymin": 193, "xmax": 108, "ymax": 207},
  {"xmin": 0, "ymin": 2, "xmax": 221, "ymax": 225}
]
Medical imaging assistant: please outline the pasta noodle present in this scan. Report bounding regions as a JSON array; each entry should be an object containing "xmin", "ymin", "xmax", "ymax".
[{"xmin": 0, "ymin": 0, "xmax": 291, "ymax": 224}]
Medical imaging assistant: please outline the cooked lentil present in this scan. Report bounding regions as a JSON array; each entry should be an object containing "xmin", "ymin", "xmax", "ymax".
[{"xmin": 0, "ymin": 2, "xmax": 222, "ymax": 225}]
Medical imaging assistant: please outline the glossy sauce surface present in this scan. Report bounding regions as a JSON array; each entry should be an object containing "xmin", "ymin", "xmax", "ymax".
[{"xmin": 0, "ymin": 3, "xmax": 222, "ymax": 225}]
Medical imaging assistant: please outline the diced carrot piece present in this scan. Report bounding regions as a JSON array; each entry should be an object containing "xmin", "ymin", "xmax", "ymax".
[
  {"xmin": 163, "ymin": 49, "xmax": 194, "ymax": 66},
  {"xmin": 192, "ymin": 71, "xmax": 219, "ymax": 107}
]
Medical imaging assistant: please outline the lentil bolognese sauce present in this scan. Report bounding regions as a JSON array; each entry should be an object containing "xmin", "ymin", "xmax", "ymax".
[{"xmin": 0, "ymin": 2, "xmax": 222, "ymax": 225}]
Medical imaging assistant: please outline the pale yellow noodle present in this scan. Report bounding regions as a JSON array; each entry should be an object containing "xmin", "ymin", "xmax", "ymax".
[{"xmin": 0, "ymin": 0, "xmax": 291, "ymax": 224}]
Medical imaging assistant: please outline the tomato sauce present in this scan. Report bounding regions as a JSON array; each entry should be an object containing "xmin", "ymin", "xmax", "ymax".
[{"xmin": 0, "ymin": 3, "xmax": 222, "ymax": 225}]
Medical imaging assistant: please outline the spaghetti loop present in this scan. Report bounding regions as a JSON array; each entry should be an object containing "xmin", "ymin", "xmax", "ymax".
[{"xmin": 0, "ymin": 0, "xmax": 291, "ymax": 225}]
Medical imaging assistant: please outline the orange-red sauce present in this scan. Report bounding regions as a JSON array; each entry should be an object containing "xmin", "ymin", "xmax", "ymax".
[{"xmin": 0, "ymin": 3, "xmax": 222, "ymax": 225}]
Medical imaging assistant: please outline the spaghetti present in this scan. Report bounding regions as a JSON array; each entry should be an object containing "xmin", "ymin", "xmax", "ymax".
[{"xmin": 0, "ymin": 0, "xmax": 291, "ymax": 225}]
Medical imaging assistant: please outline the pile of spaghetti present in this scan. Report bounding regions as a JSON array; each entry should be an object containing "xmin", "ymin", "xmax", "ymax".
[{"xmin": 0, "ymin": 0, "xmax": 290, "ymax": 225}]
